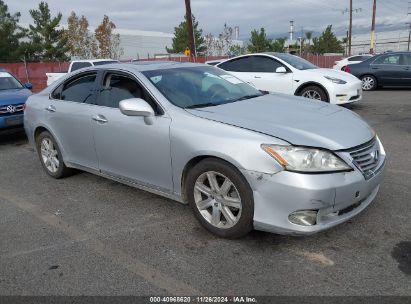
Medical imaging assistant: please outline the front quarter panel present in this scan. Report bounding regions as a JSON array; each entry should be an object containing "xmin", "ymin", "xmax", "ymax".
[{"xmin": 170, "ymin": 109, "xmax": 287, "ymax": 196}]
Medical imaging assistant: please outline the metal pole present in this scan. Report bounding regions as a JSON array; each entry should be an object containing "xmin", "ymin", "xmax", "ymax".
[
  {"xmin": 185, "ymin": 0, "xmax": 196, "ymax": 59},
  {"xmin": 370, "ymin": 0, "xmax": 376, "ymax": 54},
  {"xmin": 348, "ymin": 0, "xmax": 353, "ymax": 56}
]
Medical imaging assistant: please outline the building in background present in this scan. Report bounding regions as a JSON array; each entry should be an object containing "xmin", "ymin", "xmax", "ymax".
[
  {"xmin": 114, "ymin": 28, "xmax": 243, "ymax": 60},
  {"xmin": 115, "ymin": 29, "xmax": 174, "ymax": 60}
]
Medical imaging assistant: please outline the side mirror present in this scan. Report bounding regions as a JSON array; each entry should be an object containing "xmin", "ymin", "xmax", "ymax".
[
  {"xmin": 24, "ymin": 83, "xmax": 33, "ymax": 90},
  {"xmin": 119, "ymin": 98, "xmax": 155, "ymax": 117},
  {"xmin": 275, "ymin": 67, "xmax": 287, "ymax": 73}
]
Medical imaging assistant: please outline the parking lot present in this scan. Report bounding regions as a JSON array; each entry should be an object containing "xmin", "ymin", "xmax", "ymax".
[{"xmin": 0, "ymin": 90, "xmax": 410, "ymax": 296}]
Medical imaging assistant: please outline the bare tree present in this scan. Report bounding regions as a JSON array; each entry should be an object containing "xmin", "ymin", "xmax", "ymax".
[
  {"xmin": 66, "ymin": 11, "xmax": 96, "ymax": 59},
  {"xmin": 94, "ymin": 15, "xmax": 123, "ymax": 59}
]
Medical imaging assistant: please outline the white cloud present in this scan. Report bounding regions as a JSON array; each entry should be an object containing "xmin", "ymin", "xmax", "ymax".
[{"xmin": 7, "ymin": 0, "xmax": 410, "ymax": 39}]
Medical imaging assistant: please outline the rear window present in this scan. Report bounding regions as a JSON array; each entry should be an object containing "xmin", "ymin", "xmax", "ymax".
[{"xmin": 70, "ymin": 62, "xmax": 92, "ymax": 72}]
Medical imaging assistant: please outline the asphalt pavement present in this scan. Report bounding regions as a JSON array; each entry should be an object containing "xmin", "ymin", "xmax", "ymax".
[{"xmin": 0, "ymin": 90, "xmax": 410, "ymax": 296}]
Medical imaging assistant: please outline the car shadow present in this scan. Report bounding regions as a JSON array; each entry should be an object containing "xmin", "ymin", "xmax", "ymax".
[{"xmin": 0, "ymin": 128, "xmax": 28, "ymax": 146}]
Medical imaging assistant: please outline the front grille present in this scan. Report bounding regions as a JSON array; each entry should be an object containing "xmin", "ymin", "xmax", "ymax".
[
  {"xmin": 345, "ymin": 138, "xmax": 381, "ymax": 179},
  {"xmin": 0, "ymin": 104, "xmax": 24, "ymax": 117}
]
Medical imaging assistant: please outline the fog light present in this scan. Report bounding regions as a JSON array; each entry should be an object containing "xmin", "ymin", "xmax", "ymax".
[{"xmin": 288, "ymin": 210, "xmax": 318, "ymax": 226}]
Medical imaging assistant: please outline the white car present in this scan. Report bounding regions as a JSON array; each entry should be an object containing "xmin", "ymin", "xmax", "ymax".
[
  {"xmin": 46, "ymin": 59, "xmax": 118, "ymax": 86},
  {"xmin": 216, "ymin": 53, "xmax": 362, "ymax": 105},
  {"xmin": 333, "ymin": 54, "xmax": 373, "ymax": 71},
  {"xmin": 205, "ymin": 59, "xmax": 224, "ymax": 66}
]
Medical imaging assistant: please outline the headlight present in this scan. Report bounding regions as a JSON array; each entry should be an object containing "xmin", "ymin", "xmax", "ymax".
[
  {"xmin": 261, "ymin": 144, "xmax": 352, "ymax": 173},
  {"xmin": 324, "ymin": 76, "xmax": 347, "ymax": 84}
]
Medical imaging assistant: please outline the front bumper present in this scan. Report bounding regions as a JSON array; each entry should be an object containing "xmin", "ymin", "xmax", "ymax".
[
  {"xmin": 242, "ymin": 154, "xmax": 386, "ymax": 235},
  {"xmin": 328, "ymin": 81, "xmax": 363, "ymax": 105},
  {"xmin": 0, "ymin": 114, "xmax": 24, "ymax": 129}
]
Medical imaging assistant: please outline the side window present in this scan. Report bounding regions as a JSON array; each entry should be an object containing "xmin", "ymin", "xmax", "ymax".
[
  {"xmin": 98, "ymin": 73, "xmax": 159, "ymax": 112},
  {"xmin": 360, "ymin": 56, "xmax": 372, "ymax": 61},
  {"xmin": 404, "ymin": 54, "xmax": 411, "ymax": 65},
  {"xmin": 61, "ymin": 73, "xmax": 97, "ymax": 103},
  {"xmin": 51, "ymin": 83, "xmax": 63, "ymax": 99},
  {"xmin": 348, "ymin": 56, "xmax": 363, "ymax": 62},
  {"xmin": 373, "ymin": 55, "xmax": 400, "ymax": 65},
  {"xmin": 70, "ymin": 62, "xmax": 92, "ymax": 72},
  {"xmin": 218, "ymin": 57, "xmax": 253, "ymax": 72},
  {"xmin": 252, "ymin": 56, "xmax": 283, "ymax": 72}
]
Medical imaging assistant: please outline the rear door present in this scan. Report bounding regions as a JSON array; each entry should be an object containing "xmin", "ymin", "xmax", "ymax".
[
  {"xmin": 91, "ymin": 71, "xmax": 173, "ymax": 192},
  {"xmin": 250, "ymin": 55, "xmax": 294, "ymax": 94},
  {"xmin": 370, "ymin": 54, "xmax": 404, "ymax": 86},
  {"xmin": 47, "ymin": 71, "xmax": 99, "ymax": 169}
]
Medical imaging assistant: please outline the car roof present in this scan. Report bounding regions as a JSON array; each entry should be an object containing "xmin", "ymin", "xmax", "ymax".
[{"xmin": 81, "ymin": 61, "xmax": 204, "ymax": 73}]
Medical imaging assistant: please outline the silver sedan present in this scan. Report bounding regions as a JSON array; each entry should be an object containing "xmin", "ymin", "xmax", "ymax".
[{"xmin": 24, "ymin": 62, "xmax": 386, "ymax": 238}]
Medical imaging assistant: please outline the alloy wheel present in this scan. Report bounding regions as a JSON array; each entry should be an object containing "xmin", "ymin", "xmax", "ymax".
[
  {"xmin": 193, "ymin": 171, "xmax": 242, "ymax": 229},
  {"xmin": 40, "ymin": 138, "xmax": 60, "ymax": 173},
  {"xmin": 362, "ymin": 76, "xmax": 375, "ymax": 91},
  {"xmin": 301, "ymin": 90, "xmax": 322, "ymax": 100}
]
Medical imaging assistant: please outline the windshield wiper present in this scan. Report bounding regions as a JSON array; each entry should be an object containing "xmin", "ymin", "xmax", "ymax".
[
  {"xmin": 185, "ymin": 103, "xmax": 219, "ymax": 109},
  {"xmin": 227, "ymin": 94, "xmax": 264, "ymax": 103}
]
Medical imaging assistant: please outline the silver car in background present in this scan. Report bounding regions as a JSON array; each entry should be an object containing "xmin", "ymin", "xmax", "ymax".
[{"xmin": 24, "ymin": 62, "xmax": 386, "ymax": 238}]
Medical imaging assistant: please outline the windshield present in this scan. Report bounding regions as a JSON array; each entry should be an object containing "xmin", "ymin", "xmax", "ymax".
[
  {"xmin": 142, "ymin": 66, "xmax": 264, "ymax": 108},
  {"xmin": 275, "ymin": 53, "xmax": 318, "ymax": 70},
  {"xmin": 93, "ymin": 60, "xmax": 118, "ymax": 66},
  {"xmin": 0, "ymin": 72, "xmax": 24, "ymax": 90}
]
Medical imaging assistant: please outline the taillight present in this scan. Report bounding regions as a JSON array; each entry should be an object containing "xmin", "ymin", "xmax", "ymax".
[{"xmin": 344, "ymin": 65, "xmax": 351, "ymax": 73}]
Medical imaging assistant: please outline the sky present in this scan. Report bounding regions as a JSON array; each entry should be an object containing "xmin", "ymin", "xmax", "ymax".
[{"xmin": 8, "ymin": 0, "xmax": 411, "ymax": 40}]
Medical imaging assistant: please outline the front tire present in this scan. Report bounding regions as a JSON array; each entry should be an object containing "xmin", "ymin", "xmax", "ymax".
[
  {"xmin": 186, "ymin": 158, "xmax": 254, "ymax": 238},
  {"xmin": 361, "ymin": 75, "xmax": 377, "ymax": 91},
  {"xmin": 299, "ymin": 85, "xmax": 328, "ymax": 102},
  {"xmin": 36, "ymin": 131, "xmax": 73, "ymax": 179}
]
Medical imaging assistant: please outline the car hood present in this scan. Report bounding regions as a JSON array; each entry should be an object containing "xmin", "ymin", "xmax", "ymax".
[
  {"xmin": 186, "ymin": 94, "xmax": 374, "ymax": 150},
  {"xmin": 0, "ymin": 88, "xmax": 32, "ymax": 106},
  {"xmin": 304, "ymin": 68, "xmax": 359, "ymax": 81}
]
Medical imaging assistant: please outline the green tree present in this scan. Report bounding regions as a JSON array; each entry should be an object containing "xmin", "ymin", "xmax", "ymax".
[
  {"xmin": 0, "ymin": 0, "xmax": 27, "ymax": 61},
  {"xmin": 26, "ymin": 2, "xmax": 69, "ymax": 61},
  {"xmin": 247, "ymin": 28, "xmax": 271, "ymax": 53},
  {"xmin": 229, "ymin": 44, "xmax": 246, "ymax": 56},
  {"xmin": 311, "ymin": 25, "xmax": 343, "ymax": 54},
  {"xmin": 166, "ymin": 15, "xmax": 206, "ymax": 55},
  {"xmin": 270, "ymin": 37, "xmax": 286, "ymax": 52},
  {"xmin": 305, "ymin": 31, "xmax": 313, "ymax": 46}
]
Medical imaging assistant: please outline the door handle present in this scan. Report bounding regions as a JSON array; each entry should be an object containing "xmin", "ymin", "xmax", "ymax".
[
  {"xmin": 45, "ymin": 105, "xmax": 56, "ymax": 112},
  {"xmin": 92, "ymin": 115, "xmax": 108, "ymax": 124},
  {"xmin": 254, "ymin": 76, "xmax": 262, "ymax": 79},
  {"xmin": 371, "ymin": 67, "xmax": 379, "ymax": 70}
]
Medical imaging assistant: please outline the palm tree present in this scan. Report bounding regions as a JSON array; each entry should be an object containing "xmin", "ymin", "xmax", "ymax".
[{"xmin": 305, "ymin": 31, "xmax": 313, "ymax": 46}]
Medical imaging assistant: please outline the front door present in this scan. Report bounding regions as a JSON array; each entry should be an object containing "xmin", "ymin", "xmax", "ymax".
[
  {"xmin": 46, "ymin": 71, "xmax": 99, "ymax": 170},
  {"xmin": 91, "ymin": 71, "xmax": 173, "ymax": 192},
  {"xmin": 250, "ymin": 56, "xmax": 294, "ymax": 94}
]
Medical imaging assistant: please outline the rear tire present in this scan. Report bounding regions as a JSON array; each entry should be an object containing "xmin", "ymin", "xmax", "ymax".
[
  {"xmin": 299, "ymin": 85, "xmax": 328, "ymax": 102},
  {"xmin": 36, "ymin": 131, "xmax": 73, "ymax": 179},
  {"xmin": 186, "ymin": 158, "xmax": 254, "ymax": 238},
  {"xmin": 361, "ymin": 75, "xmax": 377, "ymax": 91}
]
